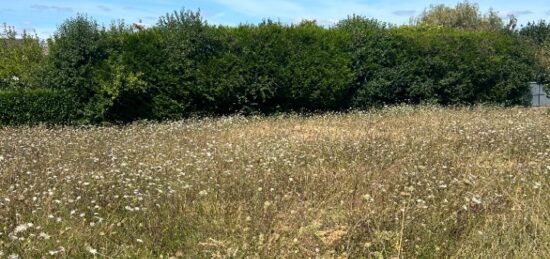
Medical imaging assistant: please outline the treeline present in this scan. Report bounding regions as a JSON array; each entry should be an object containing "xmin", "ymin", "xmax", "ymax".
[{"xmin": 1, "ymin": 2, "xmax": 549, "ymax": 124}]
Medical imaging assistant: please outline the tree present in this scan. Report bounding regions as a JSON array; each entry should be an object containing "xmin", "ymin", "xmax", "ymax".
[
  {"xmin": 46, "ymin": 15, "xmax": 105, "ymax": 100},
  {"xmin": 520, "ymin": 21, "xmax": 550, "ymax": 92},
  {"xmin": 0, "ymin": 24, "xmax": 45, "ymax": 89},
  {"xmin": 414, "ymin": 1, "xmax": 505, "ymax": 31}
]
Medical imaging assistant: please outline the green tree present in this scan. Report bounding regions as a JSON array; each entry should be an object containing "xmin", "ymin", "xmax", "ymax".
[
  {"xmin": 0, "ymin": 24, "xmax": 45, "ymax": 89},
  {"xmin": 414, "ymin": 1, "xmax": 505, "ymax": 31}
]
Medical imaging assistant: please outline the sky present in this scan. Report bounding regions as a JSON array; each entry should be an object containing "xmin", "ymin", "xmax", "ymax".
[{"xmin": 1, "ymin": 0, "xmax": 550, "ymax": 39}]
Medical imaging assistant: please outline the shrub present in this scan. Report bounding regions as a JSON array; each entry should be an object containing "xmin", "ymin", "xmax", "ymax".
[
  {"xmin": 0, "ymin": 24, "xmax": 46, "ymax": 90},
  {"xmin": 3, "ymin": 7, "xmax": 539, "ymax": 124},
  {"xmin": 0, "ymin": 89, "xmax": 76, "ymax": 125},
  {"xmin": 347, "ymin": 26, "xmax": 534, "ymax": 107}
]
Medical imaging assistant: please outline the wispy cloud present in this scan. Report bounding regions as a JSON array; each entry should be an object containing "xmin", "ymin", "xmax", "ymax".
[
  {"xmin": 31, "ymin": 5, "xmax": 73, "ymax": 13},
  {"xmin": 392, "ymin": 10, "xmax": 416, "ymax": 16},
  {"xmin": 546, "ymin": 10, "xmax": 550, "ymax": 16},
  {"xmin": 509, "ymin": 10, "xmax": 534, "ymax": 16},
  {"xmin": 97, "ymin": 5, "xmax": 111, "ymax": 12}
]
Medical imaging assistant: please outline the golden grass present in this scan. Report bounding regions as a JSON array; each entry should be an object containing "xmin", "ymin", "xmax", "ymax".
[{"xmin": 0, "ymin": 106, "xmax": 549, "ymax": 258}]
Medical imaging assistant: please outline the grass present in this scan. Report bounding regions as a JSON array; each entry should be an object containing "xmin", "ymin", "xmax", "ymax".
[{"xmin": 0, "ymin": 106, "xmax": 549, "ymax": 258}]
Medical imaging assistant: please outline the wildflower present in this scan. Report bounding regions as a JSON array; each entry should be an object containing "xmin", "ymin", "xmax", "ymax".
[
  {"xmin": 9, "ymin": 223, "xmax": 33, "ymax": 239},
  {"xmin": 86, "ymin": 246, "xmax": 98, "ymax": 255},
  {"xmin": 136, "ymin": 238, "xmax": 143, "ymax": 243},
  {"xmin": 48, "ymin": 249, "xmax": 61, "ymax": 256},
  {"xmin": 39, "ymin": 232, "xmax": 51, "ymax": 240},
  {"xmin": 472, "ymin": 197, "xmax": 482, "ymax": 205},
  {"xmin": 199, "ymin": 190, "xmax": 208, "ymax": 196}
]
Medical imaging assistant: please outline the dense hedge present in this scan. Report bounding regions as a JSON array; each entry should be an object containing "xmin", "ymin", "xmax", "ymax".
[
  {"xmin": 1, "ymin": 8, "xmax": 547, "ymax": 124},
  {"xmin": 349, "ymin": 26, "xmax": 534, "ymax": 106},
  {"xmin": 0, "ymin": 89, "xmax": 76, "ymax": 125}
]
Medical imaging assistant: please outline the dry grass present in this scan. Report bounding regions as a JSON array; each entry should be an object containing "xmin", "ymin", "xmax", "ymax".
[{"xmin": 0, "ymin": 106, "xmax": 549, "ymax": 258}]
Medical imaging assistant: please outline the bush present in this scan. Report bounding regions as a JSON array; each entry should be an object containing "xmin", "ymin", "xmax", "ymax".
[
  {"xmin": 0, "ymin": 24, "xmax": 46, "ymax": 90},
  {"xmin": 0, "ymin": 89, "xmax": 77, "ymax": 125},
  {"xmin": 2, "ymin": 6, "xmax": 541, "ymax": 125},
  {"xmin": 347, "ymin": 26, "xmax": 534, "ymax": 107}
]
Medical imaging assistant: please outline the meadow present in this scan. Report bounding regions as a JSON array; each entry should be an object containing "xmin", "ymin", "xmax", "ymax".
[{"xmin": 0, "ymin": 106, "xmax": 549, "ymax": 258}]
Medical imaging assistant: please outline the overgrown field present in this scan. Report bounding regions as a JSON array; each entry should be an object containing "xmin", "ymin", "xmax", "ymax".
[{"xmin": 1, "ymin": 106, "xmax": 549, "ymax": 258}]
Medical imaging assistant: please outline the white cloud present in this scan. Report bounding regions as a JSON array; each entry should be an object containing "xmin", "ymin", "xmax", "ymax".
[
  {"xmin": 509, "ymin": 10, "xmax": 534, "ymax": 17},
  {"xmin": 392, "ymin": 10, "xmax": 416, "ymax": 16},
  {"xmin": 31, "ymin": 5, "xmax": 73, "ymax": 13},
  {"xmin": 97, "ymin": 5, "xmax": 111, "ymax": 12}
]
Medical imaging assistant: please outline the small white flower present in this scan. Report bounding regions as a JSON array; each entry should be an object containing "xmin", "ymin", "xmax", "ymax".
[
  {"xmin": 86, "ymin": 246, "xmax": 98, "ymax": 255},
  {"xmin": 362, "ymin": 194, "xmax": 372, "ymax": 201},
  {"xmin": 13, "ymin": 223, "xmax": 33, "ymax": 235},
  {"xmin": 39, "ymin": 232, "xmax": 51, "ymax": 240},
  {"xmin": 472, "ymin": 197, "xmax": 482, "ymax": 205},
  {"xmin": 136, "ymin": 238, "xmax": 143, "ymax": 243}
]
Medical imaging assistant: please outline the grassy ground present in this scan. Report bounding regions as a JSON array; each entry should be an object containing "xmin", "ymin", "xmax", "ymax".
[{"xmin": 0, "ymin": 106, "xmax": 549, "ymax": 258}]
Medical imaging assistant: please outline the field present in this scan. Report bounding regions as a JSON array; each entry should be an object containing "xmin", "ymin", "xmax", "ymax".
[{"xmin": 0, "ymin": 106, "xmax": 549, "ymax": 258}]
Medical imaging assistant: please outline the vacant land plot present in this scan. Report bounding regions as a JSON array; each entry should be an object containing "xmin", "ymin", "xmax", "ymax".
[{"xmin": 0, "ymin": 106, "xmax": 549, "ymax": 258}]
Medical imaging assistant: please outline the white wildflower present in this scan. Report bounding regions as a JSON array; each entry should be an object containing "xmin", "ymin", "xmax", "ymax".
[
  {"xmin": 472, "ymin": 197, "xmax": 482, "ymax": 205},
  {"xmin": 39, "ymin": 232, "xmax": 51, "ymax": 240},
  {"xmin": 10, "ymin": 223, "xmax": 33, "ymax": 239},
  {"xmin": 86, "ymin": 245, "xmax": 98, "ymax": 255}
]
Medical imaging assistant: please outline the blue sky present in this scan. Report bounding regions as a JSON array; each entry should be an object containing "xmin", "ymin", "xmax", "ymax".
[{"xmin": 2, "ymin": 0, "xmax": 550, "ymax": 38}]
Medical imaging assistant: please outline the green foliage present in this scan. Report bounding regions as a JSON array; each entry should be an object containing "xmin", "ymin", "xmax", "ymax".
[
  {"xmin": 0, "ymin": 24, "xmax": 45, "ymax": 89},
  {"xmin": 414, "ymin": 1, "xmax": 507, "ymax": 31},
  {"xmin": 520, "ymin": 21, "xmax": 550, "ymax": 45},
  {"xmin": 2, "ymin": 5, "xmax": 545, "ymax": 125},
  {"xmin": 347, "ymin": 25, "xmax": 534, "ymax": 107},
  {"xmin": 520, "ymin": 21, "xmax": 550, "ymax": 92},
  {"xmin": 0, "ymin": 89, "xmax": 76, "ymax": 125},
  {"xmin": 46, "ymin": 15, "xmax": 104, "ymax": 98}
]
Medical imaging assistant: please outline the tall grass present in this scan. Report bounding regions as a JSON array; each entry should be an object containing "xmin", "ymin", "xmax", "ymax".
[{"xmin": 0, "ymin": 106, "xmax": 548, "ymax": 258}]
